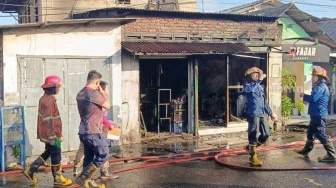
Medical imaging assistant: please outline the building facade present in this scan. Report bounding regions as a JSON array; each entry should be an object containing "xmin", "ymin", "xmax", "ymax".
[
  {"xmin": 74, "ymin": 8, "xmax": 282, "ymax": 142},
  {"xmin": 0, "ymin": 18, "xmax": 134, "ymax": 156},
  {"xmin": 0, "ymin": 0, "xmax": 197, "ymax": 23}
]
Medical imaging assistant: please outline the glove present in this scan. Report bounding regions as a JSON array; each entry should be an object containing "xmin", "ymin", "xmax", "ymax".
[
  {"xmin": 55, "ymin": 139, "xmax": 61, "ymax": 148},
  {"xmin": 271, "ymin": 114, "xmax": 278, "ymax": 121},
  {"xmin": 59, "ymin": 136, "xmax": 64, "ymax": 142},
  {"xmin": 259, "ymin": 74, "xmax": 267, "ymax": 81}
]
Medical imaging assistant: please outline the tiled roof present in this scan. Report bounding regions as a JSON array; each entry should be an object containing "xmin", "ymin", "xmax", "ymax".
[{"xmin": 121, "ymin": 42, "xmax": 250, "ymax": 55}]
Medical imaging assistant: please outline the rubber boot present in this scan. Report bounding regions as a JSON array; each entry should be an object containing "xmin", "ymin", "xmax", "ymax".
[
  {"xmin": 100, "ymin": 165, "xmax": 119, "ymax": 179},
  {"xmin": 318, "ymin": 142, "xmax": 336, "ymax": 162},
  {"xmin": 23, "ymin": 156, "xmax": 45, "ymax": 184},
  {"xmin": 249, "ymin": 145, "xmax": 262, "ymax": 166},
  {"xmin": 294, "ymin": 140, "xmax": 314, "ymax": 157},
  {"xmin": 76, "ymin": 163, "xmax": 105, "ymax": 188},
  {"xmin": 73, "ymin": 166, "xmax": 81, "ymax": 177},
  {"xmin": 51, "ymin": 164, "xmax": 73, "ymax": 186},
  {"xmin": 244, "ymin": 142, "xmax": 262, "ymax": 152}
]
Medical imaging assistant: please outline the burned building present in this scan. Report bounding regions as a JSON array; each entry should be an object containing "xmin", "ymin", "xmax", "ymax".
[{"xmin": 72, "ymin": 8, "xmax": 282, "ymax": 142}]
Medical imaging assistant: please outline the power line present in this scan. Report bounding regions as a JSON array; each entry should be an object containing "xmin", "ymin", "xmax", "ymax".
[
  {"xmin": 0, "ymin": 1, "xmax": 334, "ymax": 18},
  {"xmin": 279, "ymin": 0, "xmax": 336, "ymax": 9},
  {"xmin": 1, "ymin": 0, "xmax": 336, "ymax": 9}
]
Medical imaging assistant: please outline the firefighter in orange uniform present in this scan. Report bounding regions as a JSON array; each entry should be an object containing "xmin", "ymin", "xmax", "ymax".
[{"xmin": 24, "ymin": 75, "xmax": 72, "ymax": 186}]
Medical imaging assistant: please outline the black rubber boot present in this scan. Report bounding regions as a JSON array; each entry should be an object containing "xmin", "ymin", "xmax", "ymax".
[
  {"xmin": 318, "ymin": 142, "xmax": 336, "ymax": 162},
  {"xmin": 51, "ymin": 164, "xmax": 73, "ymax": 186},
  {"xmin": 23, "ymin": 156, "xmax": 45, "ymax": 184},
  {"xmin": 76, "ymin": 163, "xmax": 105, "ymax": 188},
  {"xmin": 294, "ymin": 140, "xmax": 314, "ymax": 157}
]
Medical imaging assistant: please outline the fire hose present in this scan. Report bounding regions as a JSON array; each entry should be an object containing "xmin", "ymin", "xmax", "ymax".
[{"xmin": 1, "ymin": 138, "xmax": 336, "ymax": 177}]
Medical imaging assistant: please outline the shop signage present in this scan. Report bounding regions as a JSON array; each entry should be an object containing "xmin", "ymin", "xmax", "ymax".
[{"xmin": 282, "ymin": 44, "xmax": 330, "ymax": 62}]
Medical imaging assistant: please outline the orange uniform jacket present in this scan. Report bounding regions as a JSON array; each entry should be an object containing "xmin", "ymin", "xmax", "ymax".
[{"xmin": 37, "ymin": 94, "xmax": 62, "ymax": 143}]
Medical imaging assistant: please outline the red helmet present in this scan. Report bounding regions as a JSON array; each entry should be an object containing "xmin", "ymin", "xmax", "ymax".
[
  {"xmin": 312, "ymin": 66, "xmax": 328, "ymax": 81},
  {"xmin": 245, "ymin": 67, "xmax": 263, "ymax": 76},
  {"xmin": 41, "ymin": 75, "xmax": 62, "ymax": 88}
]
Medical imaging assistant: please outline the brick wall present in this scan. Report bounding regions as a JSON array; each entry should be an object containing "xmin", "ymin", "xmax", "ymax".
[{"xmin": 122, "ymin": 17, "xmax": 281, "ymax": 45}]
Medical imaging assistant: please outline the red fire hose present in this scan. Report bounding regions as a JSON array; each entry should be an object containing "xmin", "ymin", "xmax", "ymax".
[{"xmin": 1, "ymin": 138, "xmax": 336, "ymax": 177}]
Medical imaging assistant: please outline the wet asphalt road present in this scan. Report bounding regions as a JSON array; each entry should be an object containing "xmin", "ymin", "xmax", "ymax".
[{"xmin": 1, "ymin": 142, "xmax": 336, "ymax": 188}]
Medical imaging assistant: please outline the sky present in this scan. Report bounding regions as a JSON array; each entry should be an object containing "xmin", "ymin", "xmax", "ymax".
[
  {"xmin": 0, "ymin": 0, "xmax": 336, "ymax": 25},
  {"xmin": 197, "ymin": 0, "xmax": 336, "ymax": 18}
]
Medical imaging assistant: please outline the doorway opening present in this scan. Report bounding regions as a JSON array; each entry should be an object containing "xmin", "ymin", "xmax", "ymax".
[
  {"xmin": 198, "ymin": 54, "xmax": 267, "ymax": 128},
  {"xmin": 139, "ymin": 58, "xmax": 189, "ymax": 133}
]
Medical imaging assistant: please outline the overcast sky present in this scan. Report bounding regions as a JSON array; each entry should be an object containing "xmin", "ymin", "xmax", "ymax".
[{"xmin": 0, "ymin": 0, "xmax": 335, "ymax": 25}]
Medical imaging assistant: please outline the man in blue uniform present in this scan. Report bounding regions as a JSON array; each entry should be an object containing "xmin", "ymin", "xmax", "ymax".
[
  {"xmin": 244, "ymin": 67, "xmax": 277, "ymax": 166},
  {"xmin": 295, "ymin": 66, "xmax": 336, "ymax": 162}
]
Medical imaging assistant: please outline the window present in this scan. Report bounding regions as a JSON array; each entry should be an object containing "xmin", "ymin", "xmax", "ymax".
[{"xmin": 116, "ymin": 0, "xmax": 131, "ymax": 4}]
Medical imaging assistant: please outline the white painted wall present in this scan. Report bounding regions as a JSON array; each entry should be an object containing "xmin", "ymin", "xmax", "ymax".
[
  {"xmin": 121, "ymin": 50, "xmax": 141, "ymax": 144},
  {"xmin": 2, "ymin": 24, "xmax": 121, "ymax": 94},
  {"xmin": 268, "ymin": 48, "xmax": 282, "ymax": 129},
  {"xmin": 2, "ymin": 24, "xmax": 124, "ymax": 155}
]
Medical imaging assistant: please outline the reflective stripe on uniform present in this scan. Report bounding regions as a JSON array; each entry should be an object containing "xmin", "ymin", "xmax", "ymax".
[{"xmin": 39, "ymin": 113, "xmax": 61, "ymax": 121}]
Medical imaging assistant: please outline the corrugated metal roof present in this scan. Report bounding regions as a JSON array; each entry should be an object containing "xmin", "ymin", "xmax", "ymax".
[
  {"xmin": 0, "ymin": 18, "xmax": 136, "ymax": 29},
  {"xmin": 121, "ymin": 42, "xmax": 250, "ymax": 55},
  {"xmin": 248, "ymin": 3, "xmax": 335, "ymax": 47},
  {"xmin": 219, "ymin": 0, "xmax": 281, "ymax": 14},
  {"xmin": 317, "ymin": 19, "xmax": 336, "ymax": 43},
  {"xmin": 249, "ymin": 3, "xmax": 292, "ymax": 17},
  {"xmin": 72, "ymin": 7, "xmax": 278, "ymax": 22}
]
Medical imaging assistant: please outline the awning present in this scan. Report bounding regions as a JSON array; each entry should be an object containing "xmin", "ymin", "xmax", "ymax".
[{"xmin": 121, "ymin": 42, "xmax": 250, "ymax": 55}]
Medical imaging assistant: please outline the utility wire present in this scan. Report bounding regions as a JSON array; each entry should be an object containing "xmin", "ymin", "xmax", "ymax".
[{"xmin": 0, "ymin": 1, "xmax": 334, "ymax": 18}]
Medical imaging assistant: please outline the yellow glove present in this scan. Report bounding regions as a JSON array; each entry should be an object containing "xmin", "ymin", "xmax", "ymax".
[{"xmin": 59, "ymin": 136, "xmax": 64, "ymax": 142}]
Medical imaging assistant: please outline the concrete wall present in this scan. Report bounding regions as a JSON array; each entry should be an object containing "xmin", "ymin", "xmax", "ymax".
[
  {"xmin": 40, "ymin": 0, "xmax": 76, "ymax": 22},
  {"xmin": 36, "ymin": 0, "xmax": 149, "ymax": 22},
  {"xmin": 2, "ymin": 25, "xmax": 121, "ymax": 93},
  {"xmin": 73, "ymin": 0, "xmax": 149, "ymax": 12},
  {"xmin": 269, "ymin": 49, "xmax": 282, "ymax": 127},
  {"xmin": 34, "ymin": 0, "xmax": 196, "ymax": 22},
  {"xmin": 2, "ymin": 24, "xmax": 123, "ymax": 155},
  {"xmin": 121, "ymin": 50, "xmax": 141, "ymax": 144},
  {"xmin": 159, "ymin": 0, "xmax": 197, "ymax": 12},
  {"xmin": 279, "ymin": 16, "xmax": 310, "ymax": 40}
]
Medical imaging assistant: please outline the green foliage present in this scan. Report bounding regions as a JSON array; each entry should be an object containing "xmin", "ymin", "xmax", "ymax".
[
  {"xmin": 281, "ymin": 68, "xmax": 296, "ymax": 118},
  {"xmin": 282, "ymin": 96, "xmax": 294, "ymax": 118},
  {"xmin": 12, "ymin": 145, "xmax": 21, "ymax": 158},
  {"xmin": 295, "ymin": 101, "xmax": 305, "ymax": 114},
  {"xmin": 281, "ymin": 69, "xmax": 296, "ymax": 91}
]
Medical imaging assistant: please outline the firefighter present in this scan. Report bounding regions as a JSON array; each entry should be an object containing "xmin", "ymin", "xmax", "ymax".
[
  {"xmin": 23, "ymin": 75, "xmax": 72, "ymax": 186},
  {"xmin": 243, "ymin": 67, "xmax": 277, "ymax": 166},
  {"xmin": 295, "ymin": 66, "xmax": 336, "ymax": 162}
]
